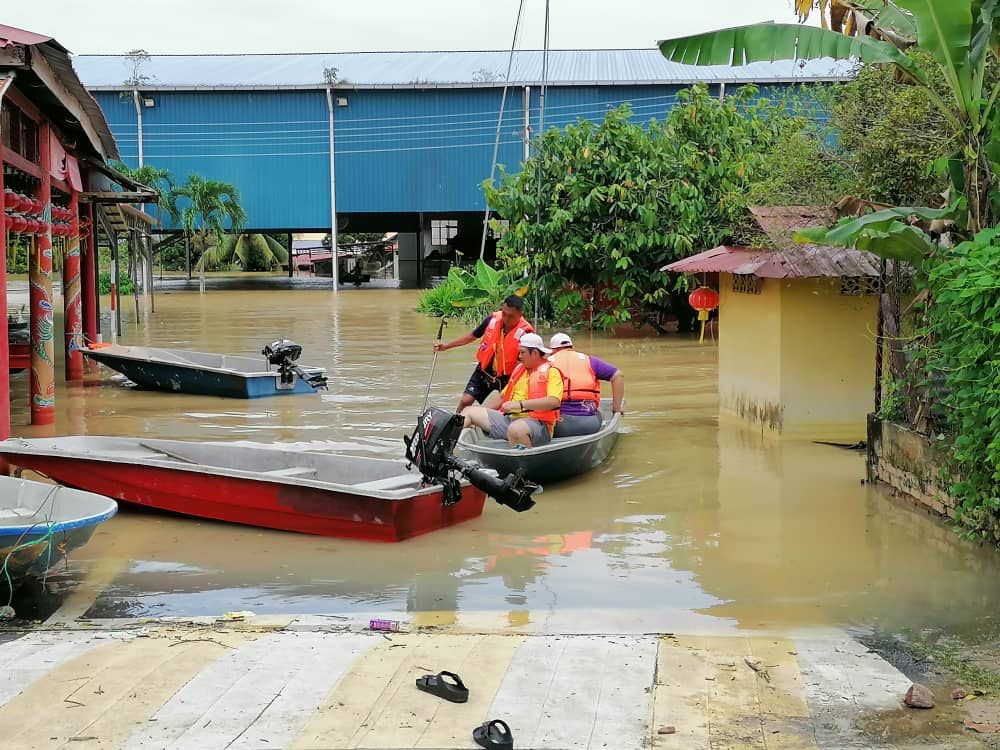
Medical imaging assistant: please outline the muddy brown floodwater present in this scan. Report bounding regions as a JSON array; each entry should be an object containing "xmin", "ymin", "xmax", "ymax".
[{"xmin": 9, "ymin": 288, "xmax": 1000, "ymax": 635}]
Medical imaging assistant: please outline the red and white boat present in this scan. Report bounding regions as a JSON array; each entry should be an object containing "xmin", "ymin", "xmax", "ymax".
[{"xmin": 0, "ymin": 437, "xmax": 487, "ymax": 542}]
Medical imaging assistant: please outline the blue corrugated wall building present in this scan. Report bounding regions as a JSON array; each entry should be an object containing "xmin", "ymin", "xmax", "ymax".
[{"xmin": 78, "ymin": 50, "xmax": 850, "ymax": 233}]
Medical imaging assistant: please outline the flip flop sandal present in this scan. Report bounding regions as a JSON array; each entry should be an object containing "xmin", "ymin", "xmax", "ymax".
[
  {"xmin": 473, "ymin": 719, "xmax": 513, "ymax": 750},
  {"xmin": 415, "ymin": 670, "xmax": 469, "ymax": 703}
]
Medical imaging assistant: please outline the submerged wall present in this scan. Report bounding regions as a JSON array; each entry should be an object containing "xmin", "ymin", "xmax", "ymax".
[
  {"xmin": 718, "ymin": 274, "xmax": 877, "ymax": 441},
  {"xmin": 867, "ymin": 417, "xmax": 958, "ymax": 519}
]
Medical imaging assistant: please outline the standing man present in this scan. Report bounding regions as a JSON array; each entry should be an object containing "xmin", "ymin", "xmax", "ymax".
[
  {"xmin": 460, "ymin": 333, "xmax": 563, "ymax": 448},
  {"xmin": 433, "ymin": 295, "xmax": 533, "ymax": 412},
  {"xmin": 548, "ymin": 333, "xmax": 624, "ymax": 437}
]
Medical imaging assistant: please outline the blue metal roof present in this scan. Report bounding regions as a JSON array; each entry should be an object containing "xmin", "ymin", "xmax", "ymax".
[{"xmin": 75, "ymin": 49, "xmax": 854, "ymax": 90}]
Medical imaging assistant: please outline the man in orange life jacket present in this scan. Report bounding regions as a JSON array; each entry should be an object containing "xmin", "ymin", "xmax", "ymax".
[
  {"xmin": 432, "ymin": 295, "xmax": 534, "ymax": 412},
  {"xmin": 548, "ymin": 333, "xmax": 625, "ymax": 438},
  {"xmin": 460, "ymin": 332, "xmax": 564, "ymax": 448}
]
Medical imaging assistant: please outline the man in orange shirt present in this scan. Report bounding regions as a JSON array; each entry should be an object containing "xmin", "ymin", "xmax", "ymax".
[
  {"xmin": 433, "ymin": 295, "xmax": 533, "ymax": 412},
  {"xmin": 461, "ymin": 333, "xmax": 563, "ymax": 448}
]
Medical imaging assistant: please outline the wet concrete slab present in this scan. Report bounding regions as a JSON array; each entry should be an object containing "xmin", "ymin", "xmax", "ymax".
[{"xmin": 0, "ymin": 616, "xmax": 984, "ymax": 750}]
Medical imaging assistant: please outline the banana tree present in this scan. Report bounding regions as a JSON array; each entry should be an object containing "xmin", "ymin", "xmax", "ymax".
[
  {"xmin": 659, "ymin": 0, "xmax": 1000, "ymax": 240},
  {"xmin": 796, "ymin": 0, "xmax": 917, "ymax": 45}
]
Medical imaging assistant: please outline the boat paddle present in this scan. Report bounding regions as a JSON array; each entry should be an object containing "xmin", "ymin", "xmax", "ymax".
[{"xmin": 421, "ymin": 317, "xmax": 447, "ymax": 413}]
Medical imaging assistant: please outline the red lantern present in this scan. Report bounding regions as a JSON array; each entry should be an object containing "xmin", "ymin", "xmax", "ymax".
[
  {"xmin": 3, "ymin": 191, "xmax": 16, "ymax": 211},
  {"xmin": 9, "ymin": 215, "xmax": 27, "ymax": 233},
  {"xmin": 688, "ymin": 286, "xmax": 720, "ymax": 344}
]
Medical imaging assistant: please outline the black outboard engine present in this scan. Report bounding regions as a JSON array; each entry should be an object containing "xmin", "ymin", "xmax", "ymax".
[
  {"xmin": 261, "ymin": 339, "xmax": 328, "ymax": 390},
  {"xmin": 404, "ymin": 407, "xmax": 540, "ymax": 513}
]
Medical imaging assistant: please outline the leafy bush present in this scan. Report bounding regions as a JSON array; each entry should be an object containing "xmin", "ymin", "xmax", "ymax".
[
  {"xmin": 416, "ymin": 260, "xmax": 528, "ymax": 322},
  {"xmin": 98, "ymin": 269, "xmax": 134, "ymax": 296},
  {"xmin": 918, "ymin": 228, "xmax": 1000, "ymax": 545}
]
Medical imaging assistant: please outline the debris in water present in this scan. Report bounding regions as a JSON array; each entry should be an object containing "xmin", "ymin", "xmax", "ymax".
[
  {"xmin": 964, "ymin": 720, "xmax": 1000, "ymax": 734},
  {"xmin": 657, "ymin": 726, "xmax": 677, "ymax": 735},
  {"xmin": 219, "ymin": 611, "xmax": 255, "ymax": 622},
  {"xmin": 0, "ymin": 605, "xmax": 15, "ymax": 621},
  {"xmin": 369, "ymin": 618, "xmax": 403, "ymax": 632}
]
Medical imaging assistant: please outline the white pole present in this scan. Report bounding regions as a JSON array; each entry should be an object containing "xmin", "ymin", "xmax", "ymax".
[
  {"xmin": 325, "ymin": 87, "xmax": 340, "ymax": 293},
  {"xmin": 132, "ymin": 89, "xmax": 144, "ymax": 167},
  {"xmin": 523, "ymin": 85, "xmax": 530, "ymax": 163}
]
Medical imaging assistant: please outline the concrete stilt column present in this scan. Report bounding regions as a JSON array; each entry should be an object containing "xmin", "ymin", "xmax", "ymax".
[
  {"xmin": 63, "ymin": 188, "xmax": 83, "ymax": 380},
  {"xmin": 30, "ymin": 122, "xmax": 55, "ymax": 425}
]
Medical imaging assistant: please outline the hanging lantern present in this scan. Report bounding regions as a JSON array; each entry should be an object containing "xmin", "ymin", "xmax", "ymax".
[
  {"xmin": 3, "ymin": 190, "xmax": 17, "ymax": 211},
  {"xmin": 9, "ymin": 215, "xmax": 27, "ymax": 233},
  {"xmin": 688, "ymin": 286, "xmax": 720, "ymax": 344}
]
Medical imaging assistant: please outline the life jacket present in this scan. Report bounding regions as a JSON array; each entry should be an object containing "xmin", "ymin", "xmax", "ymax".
[
  {"xmin": 502, "ymin": 362, "xmax": 560, "ymax": 426},
  {"xmin": 476, "ymin": 311, "xmax": 533, "ymax": 376},
  {"xmin": 550, "ymin": 349, "xmax": 601, "ymax": 409}
]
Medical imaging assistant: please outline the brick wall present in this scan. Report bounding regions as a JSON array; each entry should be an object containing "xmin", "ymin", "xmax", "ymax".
[{"xmin": 867, "ymin": 415, "xmax": 958, "ymax": 519}]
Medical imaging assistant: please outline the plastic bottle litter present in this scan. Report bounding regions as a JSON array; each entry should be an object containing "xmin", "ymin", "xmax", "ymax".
[{"xmin": 369, "ymin": 618, "xmax": 402, "ymax": 632}]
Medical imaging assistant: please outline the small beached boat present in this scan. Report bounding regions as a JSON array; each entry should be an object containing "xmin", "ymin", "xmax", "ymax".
[
  {"xmin": 0, "ymin": 476, "xmax": 117, "ymax": 588},
  {"xmin": 0, "ymin": 437, "xmax": 487, "ymax": 542},
  {"xmin": 457, "ymin": 399, "xmax": 622, "ymax": 484},
  {"xmin": 82, "ymin": 340, "xmax": 326, "ymax": 399}
]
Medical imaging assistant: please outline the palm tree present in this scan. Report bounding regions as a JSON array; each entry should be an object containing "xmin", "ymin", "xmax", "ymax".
[
  {"xmin": 173, "ymin": 174, "xmax": 247, "ymax": 288},
  {"xmin": 658, "ymin": 0, "xmax": 1000, "ymax": 249},
  {"xmin": 194, "ymin": 233, "xmax": 289, "ymax": 272},
  {"xmin": 111, "ymin": 162, "xmax": 178, "ymax": 227}
]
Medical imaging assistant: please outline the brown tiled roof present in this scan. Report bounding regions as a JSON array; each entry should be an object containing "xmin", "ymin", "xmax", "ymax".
[{"xmin": 662, "ymin": 205, "xmax": 881, "ymax": 279}]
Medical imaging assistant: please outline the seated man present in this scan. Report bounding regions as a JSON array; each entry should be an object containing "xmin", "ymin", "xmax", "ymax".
[
  {"xmin": 548, "ymin": 333, "xmax": 625, "ymax": 438},
  {"xmin": 460, "ymin": 333, "xmax": 563, "ymax": 448}
]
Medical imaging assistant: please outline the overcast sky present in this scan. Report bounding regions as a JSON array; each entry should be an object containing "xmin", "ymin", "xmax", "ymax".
[{"xmin": 5, "ymin": 0, "xmax": 807, "ymax": 55}]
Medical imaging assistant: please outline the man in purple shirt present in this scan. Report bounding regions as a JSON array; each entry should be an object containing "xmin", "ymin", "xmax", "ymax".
[{"xmin": 547, "ymin": 333, "xmax": 625, "ymax": 438}]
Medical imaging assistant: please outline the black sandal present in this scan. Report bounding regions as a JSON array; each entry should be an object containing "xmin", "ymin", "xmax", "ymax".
[
  {"xmin": 415, "ymin": 670, "xmax": 469, "ymax": 703},
  {"xmin": 473, "ymin": 719, "xmax": 513, "ymax": 750}
]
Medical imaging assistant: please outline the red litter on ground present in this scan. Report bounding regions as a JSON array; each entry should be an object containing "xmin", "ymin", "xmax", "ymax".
[{"xmin": 369, "ymin": 619, "xmax": 402, "ymax": 632}]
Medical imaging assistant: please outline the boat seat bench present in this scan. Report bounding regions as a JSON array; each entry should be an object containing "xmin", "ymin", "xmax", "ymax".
[
  {"xmin": 261, "ymin": 467, "xmax": 318, "ymax": 478},
  {"xmin": 351, "ymin": 475, "xmax": 421, "ymax": 492}
]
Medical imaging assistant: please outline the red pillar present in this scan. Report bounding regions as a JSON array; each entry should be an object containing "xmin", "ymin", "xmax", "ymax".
[
  {"xmin": 81, "ymin": 201, "xmax": 99, "ymax": 374},
  {"xmin": 0, "ymin": 146, "xmax": 10, "ymax": 440},
  {"xmin": 30, "ymin": 122, "xmax": 55, "ymax": 425},
  {"xmin": 63, "ymin": 188, "xmax": 83, "ymax": 380}
]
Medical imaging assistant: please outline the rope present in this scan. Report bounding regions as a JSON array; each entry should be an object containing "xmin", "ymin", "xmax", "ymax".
[
  {"xmin": 479, "ymin": 0, "xmax": 527, "ymax": 261},
  {"xmin": 2, "ymin": 484, "xmax": 61, "ymax": 609}
]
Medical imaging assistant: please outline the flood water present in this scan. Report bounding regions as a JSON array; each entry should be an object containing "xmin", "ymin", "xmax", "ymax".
[{"xmin": 10, "ymin": 287, "xmax": 1000, "ymax": 636}]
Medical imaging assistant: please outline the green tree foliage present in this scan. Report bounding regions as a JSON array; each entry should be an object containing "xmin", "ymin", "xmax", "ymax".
[
  {"xmin": 917, "ymin": 228, "xmax": 1000, "ymax": 545},
  {"xmin": 484, "ymin": 86, "xmax": 787, "ymax": 328},
  {"xmin": 749, "ymin": 60, "xmax": 958, "ymax": 208},
  {"xmin": 660, "ymin": 1, "xmax": 1000, "ymax": 234},
  {"xmin": 196, "ymin": 233, "xmax": 289, "ymax": 272},
  {"xmin": 829, "ymin": 52, "xmax": 958, "ymax": 206}
]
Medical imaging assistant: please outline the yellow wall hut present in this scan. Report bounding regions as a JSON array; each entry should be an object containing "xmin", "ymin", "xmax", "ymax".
[{"xmin": 666, "ymin": 207, "xmax": 879, "ymax": 442}]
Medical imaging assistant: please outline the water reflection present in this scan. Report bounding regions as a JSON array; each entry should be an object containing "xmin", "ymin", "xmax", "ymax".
[{"xmin": 9, "ymin": 289, "xmax": 1000, "ymax": 635}]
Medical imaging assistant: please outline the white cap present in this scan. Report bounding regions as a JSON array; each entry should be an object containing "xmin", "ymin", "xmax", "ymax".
[
  {"xmin": 549, "ymin": 333, "xmax": 573, "ymax": 350},
  {"xmin": 518, "ymin": 332, "xmax": 551, "ymax": 354}
]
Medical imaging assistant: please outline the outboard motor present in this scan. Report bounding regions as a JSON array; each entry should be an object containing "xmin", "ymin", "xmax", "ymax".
[
  {"xmin": 261, "ymin": 339, "xmax": 328, "ymax": 390},
  {"xmin": 404, "ymin": 407, "xmax": 540, "ymax": 513}
]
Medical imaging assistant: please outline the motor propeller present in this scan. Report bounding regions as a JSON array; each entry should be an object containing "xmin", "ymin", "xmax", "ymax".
[{"xmin": 404, "ymin": 407, "xmax": 539, "ymax": 512}]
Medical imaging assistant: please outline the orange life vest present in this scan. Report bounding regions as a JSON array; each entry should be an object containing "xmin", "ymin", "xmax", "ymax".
[
  {"xmin": 476, "ymin": 311, "xmax": 533, "ymax": 376},
  {"xmin": 502, "ymin": 362, "xmax": 560, "ymax": 426},
  {"xmin": 550, "ymin": 349, "xmax": 601, "ymax": 408}
]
